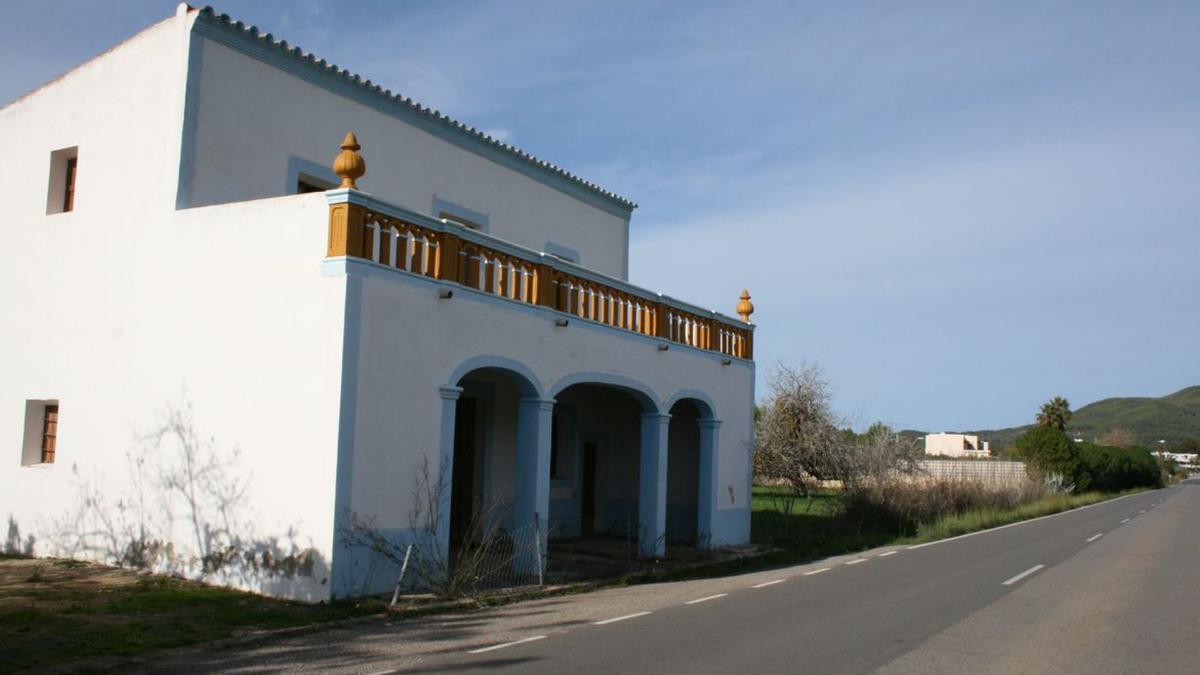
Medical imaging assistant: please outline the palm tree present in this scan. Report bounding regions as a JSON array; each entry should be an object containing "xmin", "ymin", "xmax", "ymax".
[{"xmin": 1036, "ymin": 396, "xmax": 1072, "ymax": 431}]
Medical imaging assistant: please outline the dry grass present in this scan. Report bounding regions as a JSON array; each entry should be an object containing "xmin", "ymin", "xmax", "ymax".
[
  {"xmin": 0, "ymin": 556, "xmax": 382, "ymax": 672},
  {"xmin": 844, "ymin": 476, "xmax": 1050, "ymax": 533}
]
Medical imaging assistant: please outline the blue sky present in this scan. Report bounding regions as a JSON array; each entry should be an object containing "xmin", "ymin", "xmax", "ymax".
[{"xmin": 3, "ymin": 1, "xmax": 1197, "ymax": 432}]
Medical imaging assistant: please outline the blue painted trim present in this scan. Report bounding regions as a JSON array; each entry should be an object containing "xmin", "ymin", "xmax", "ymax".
[
  {"xmin": 543, "ymin": 241, "xmax": 580, "ymax": 264},
  {"xmin": 329, "ymin": 274, "xmax": 364, "ymax": 598},
  {"xmin": 432, "ymin": 197, "xmax": 489, "ymax": 233},
  {"xmin": 710, "ymin": 506, "xmax": 751, "ymax": 547},
  {"xmin": 444, "ymin": 355, "xmax": 544, "ymax": 399},
  {"xmin": 318, "ymin": 255, "xmax": 754, "ymax": 368},
  {"xmin": 190, "ymin": 13, "xmax": 636, "ymax": 219},
  {"xmin": 746, "ymin": 360, "xmax": 756, "ymax": 510},
  {"xmin": 287, "ymin": 155, "xmax": 338, "ymax": 193},
  {"xmin": 664, "ymin": 389, "xmax": 718, "ymax": 420},
  {"xmin": 548, "ymin": 371, "xmax": 661, "ymax": 414},
  {"xmin": 324, "ymin": 190, "xmax": 754, "ymax": 336},
  {"xmin": 175, "ymin": 31, "xmax": 204, "ymax": 209}
]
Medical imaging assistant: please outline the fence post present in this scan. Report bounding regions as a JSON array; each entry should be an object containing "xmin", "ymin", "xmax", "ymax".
[
  {"xmin": 439, "ymin": 232, "xmax": 461, "ymax": 283},
  {"xmin": 390, "ymin": 543, "xmax": 413, "ymax": 607},
  {"xmin": 327, "ymin": 201, "xmax": 366, "ymax": 258}
]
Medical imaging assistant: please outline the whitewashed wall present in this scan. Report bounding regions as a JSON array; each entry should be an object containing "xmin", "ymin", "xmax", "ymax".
[
  {"xmin": 183, "ymin": 30, "xmax": 632, "ymax": 279},
  {"xmin": 0, "ymin": 13, "xmax": 349, "ymax": 598},
  {"xmin": 335, "ymin": 259, "xmax": 754, "ymax": 594},
  {"xmin": 0, "ymin": 6, "xmax": 752, "ymax": 603}
]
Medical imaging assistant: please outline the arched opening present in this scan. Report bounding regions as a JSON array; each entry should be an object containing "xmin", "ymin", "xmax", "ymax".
[
  {"xmin": 666, "ymin": 399, "xmax": 703, "ymax": 544},
  {"xmin": 448, "ymin": 366, "xmax": 540, "ymax": 568},
  {"xmin": 549, "ymin": 383, "xmax": 651, "ymax": 544}
]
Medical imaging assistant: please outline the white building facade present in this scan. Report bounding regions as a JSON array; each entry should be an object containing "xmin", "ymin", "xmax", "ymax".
[
  {"xmin": 0, "ymin": 6, "xmax": 755, "ymax": 602},
  {"xmin": 923, "ymin": 433, "xmax": 991, "ymax": 458}
]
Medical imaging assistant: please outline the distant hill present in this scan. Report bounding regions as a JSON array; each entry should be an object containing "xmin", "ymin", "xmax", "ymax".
[{"xmin": 912, "ymin": 386, "xmax": 1200, "ymax": 450}]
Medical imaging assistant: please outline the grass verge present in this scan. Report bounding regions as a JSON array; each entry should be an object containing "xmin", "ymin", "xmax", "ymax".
[
  {"xmin": 0, "ymin": 558, "xmax": 385, "ymax": 673},
  {"xmin": 751, "ymin": 485, "xmax": 1147, "ymax": 556},
  {"xmin": 905, "ymin": 490, "xmax": 1121, "ymax": 543}
]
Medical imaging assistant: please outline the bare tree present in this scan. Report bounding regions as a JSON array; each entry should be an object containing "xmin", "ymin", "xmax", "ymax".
[
  {"xmin": 150, "ymin": 400, "xmax": 250, "ymax": 573},
  {"xmin": 754, "ymin": 362, "xmax": 845, "ymax": 528},
  {"xmin": 340, "ymin": 456, "xmax": 538, "ymax": 600}
]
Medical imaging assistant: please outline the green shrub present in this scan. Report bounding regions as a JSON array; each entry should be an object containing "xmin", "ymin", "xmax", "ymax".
[
  {"xmin": 1075, "ymin": 443, "xmax": 1161, "ymax": 491},
  {"xmin": 1014, "ymin": 426, "xmax": 1081, "ymax": 483}
]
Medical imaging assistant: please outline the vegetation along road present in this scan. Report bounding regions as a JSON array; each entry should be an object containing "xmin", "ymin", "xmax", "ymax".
[{"xmin": 158, "ymin": 482, "xmax": 1198, "ymax": 673}]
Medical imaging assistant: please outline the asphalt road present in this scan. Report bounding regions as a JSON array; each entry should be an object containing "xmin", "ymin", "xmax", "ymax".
[{"xmin": 160, "ymin": 482, "xmax": 1198, "ymax": 674}]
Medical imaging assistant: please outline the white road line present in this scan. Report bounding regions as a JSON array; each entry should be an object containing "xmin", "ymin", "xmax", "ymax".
[
  {"xmin": 845, "ymin": 558, "xmax": 868, "ymax": 565},
  {"xmin": 594, "ymin": 611, "xmax": 651, "ymax": 625},
  {"xmin": 752, "ymin": 579, "xmax": 786, "ymax": 589},
  {"xmin": 685, "ymin": 593, "xmax": 727, "ymax": 605},
  {"xmin": 365, "ymin": 670, "xmax": 397, "ymax": 675},
  {"xmin": 907, "ymin": 491, "xmax": 1141, "ymax": 550},
  {"xmin": 878, "ymin": 551, "xmax": 898, "ymax": 557},
  {"xmin": 1121, "ymin": 518, "xmax": 1130, "ymax": 523},
  {"xmin": 1139, "ymin": 510, "xmax": 1145, "ymax": 514},
  {"xmin": 467, "ymin": 635, "xmax": 547, "ymax": 654},
  {"xmin": 1002, "ymin": 564, "xmax": 1046, "ymax": 586},
  {"xmin": 1085, "ymin": 533, "xmax": 1103, "ymax": 543},
  {"xmin": 804, "ymin": 567, "xmax": 831, "ymax": 576}
]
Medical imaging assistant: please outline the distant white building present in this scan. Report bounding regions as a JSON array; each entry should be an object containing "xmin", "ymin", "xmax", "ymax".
[
  {"xmin": 924, "ymin": 433, "xmax": 990, "ymax": 458},
  {"xmin": 1153, "ymin": 452, "xmax": 1199, "ymax": 469}
]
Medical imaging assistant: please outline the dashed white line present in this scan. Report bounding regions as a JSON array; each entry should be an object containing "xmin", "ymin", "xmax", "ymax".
[
  {"xmin": 365, "ymin": 670, "xmax": 397, "ymax": 675},
  {"xmin": 1002, "ymin": 564, "xmax": 1046, "ymax": 586},
  {"xmin": 845, "ymin": 558, "xmax": 868, "ymax": 565},
  {"xmin": 752, "ymin": 579, "xmax": 786, "ymax": 589},
  {"xmin": 467, "ymin": 635, "xmax": 547, "ymax": 654},
  {"xmin": 685, "ymin": 593, "xmax": 728, "ymax": 605},
  {"xmin": 878, "ymin": 551, "xmax": 898, "ymax": 557},
  {"xmin": 1085, "ymin": 533, "xmax": 1103, "ymax": 543},
  {"xmin": 1139, "ymin": 510, "xmax": 1146, "ymax": 514},
  {"xmin": 594, "ymin": 611, "xmax": 651, "ymax": 625},
  {"xmin": 804, "ymin": 567, "xmax": 831, "ymax": 576},
  {"xmin": 1121, "ymin": 518, "xmax": 1130, "ymax": 523}
]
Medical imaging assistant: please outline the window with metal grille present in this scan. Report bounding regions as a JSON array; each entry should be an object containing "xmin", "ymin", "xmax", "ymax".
[
  {"xmin": 21, "ymin": 400, "xmax": 59, "ymax": 466},
  {"xmin": 63, "ymin": 159, "xmax": 77, "ymax": 212},
  {"xmin": 41, "ymin": 405, "xmax": 58, "ymax": 463}
]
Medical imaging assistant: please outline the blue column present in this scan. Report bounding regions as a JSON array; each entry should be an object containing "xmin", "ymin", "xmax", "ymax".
[
  {"xmin": 514, "ymin": 396, "xmax": 555, "ymax": 575},
  {"xmin": 435, "ymin": 385, "xmax": 464, "ymax": 571},
  {"xmin": 639, "ymin": 412, "xmax": 671, "ymax": 558},
  {"xmin": 697, "ymin": 419, "xmax": 722, "ymax": 549}
]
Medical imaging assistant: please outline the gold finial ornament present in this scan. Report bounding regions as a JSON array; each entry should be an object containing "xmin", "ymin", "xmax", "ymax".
[
  {"xmin": 736, "ymin": 289, "xmax": 755, "ymax": 323},
  {"xmin": 333, "ymin": 132, "xmax": 366, "ymax": 189}
]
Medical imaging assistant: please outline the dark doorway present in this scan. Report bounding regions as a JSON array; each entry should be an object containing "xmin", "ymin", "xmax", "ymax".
[
  {"xmin": 449, "ymin": 396, "xmax": 477, "ymax": 548},
  {"xmin": 581, "ymin": 441, "xmax": 598, "ymax": 536}
]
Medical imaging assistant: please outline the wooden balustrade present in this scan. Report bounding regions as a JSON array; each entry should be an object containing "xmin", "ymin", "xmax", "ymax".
[{"xmin": 327, "ymin": 190, "xmax": 753, "ymax": 359}]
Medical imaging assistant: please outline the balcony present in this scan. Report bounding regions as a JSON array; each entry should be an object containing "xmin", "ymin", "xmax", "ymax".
[{"xmin": 324, "ymin": 146, "xmax": 754, "ymax": 360}]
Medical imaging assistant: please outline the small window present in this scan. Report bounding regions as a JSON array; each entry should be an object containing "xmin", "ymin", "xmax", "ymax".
[
  {"xmin": 41, "ymin": 405, "xmax": 58, "ymax": 463},
  {"xmin": 21, "ymin": 400, "xmax": 59, "ymax": 466},
  {"xmin": 543, "ymin": 242, "xmax": 580, "ymax": 264},
  {"xmin": 433, "ymin": 197, "xmax": 489, "ymax": 232},
  {"xmin": 440, "ymin": 212, "xmax": 483, "ymax": 231},
  {"xmin": 296, "ymin": 174, "xmax": 335, "ymax": 194},
  {"xmin": 46, "ymin": 147, "xmax": 79, "ymax": 214}
]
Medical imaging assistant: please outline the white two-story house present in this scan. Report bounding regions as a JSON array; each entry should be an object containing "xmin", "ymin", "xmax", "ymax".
[{"xmin": 0, "ymin": 4, "xmax": 756, "ymax": 602}]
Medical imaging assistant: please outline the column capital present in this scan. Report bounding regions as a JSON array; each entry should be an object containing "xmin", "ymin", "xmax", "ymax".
[
  {"xmin": 641, "ymin": 412, "xmax": 672, "ymax": 424},
  {"xmin": 438, "ymin": 385, "xmax": 465, "ymax": 401},
  {"xmin": 518, "ymin": 396, "xmax": 557, "ymax": 412},
  {"xmin": 697, "ymin": 418, "xmax": 723, "ymax": 430}
]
